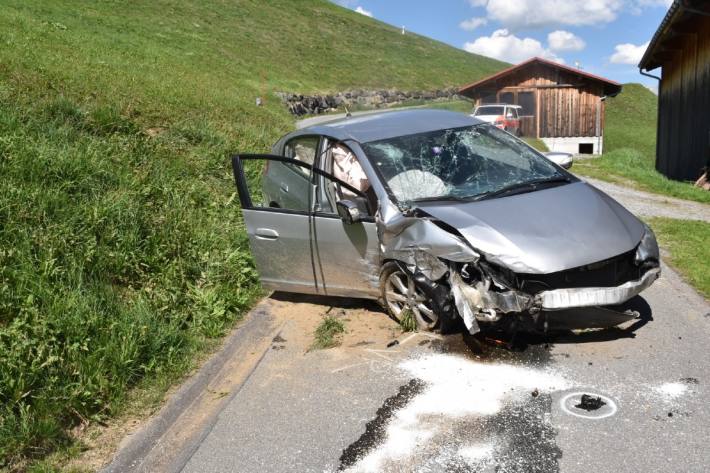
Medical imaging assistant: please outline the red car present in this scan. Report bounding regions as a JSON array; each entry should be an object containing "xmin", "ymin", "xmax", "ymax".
[{"xmin": 472, "ymin": 104, "xmax": 522, "ymax": 136}]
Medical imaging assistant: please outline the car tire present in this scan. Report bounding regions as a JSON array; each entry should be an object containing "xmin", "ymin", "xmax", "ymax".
[{"xmin": 380, "ymin": 262, "xmax": 439, "ymax": 331}]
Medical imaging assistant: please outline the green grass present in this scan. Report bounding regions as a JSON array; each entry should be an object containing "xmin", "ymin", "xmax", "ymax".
[
  {"xmin": 573, "ymin": 149, "xmax": 710, "ymax": 203},
  {"xmin": 522, "ymin": 137, "xmax": 549, "ymax": 152},
  {"xmin": 605, "ymin": 83, "xmax": 658, "ymax": 160},
  {"xmin": 398, "ymin": 309, "xmax": 418, "ymax": 332},
  {"xmin": 424, "ymin": 99, "xmax": 475, "ymax": 113},
  {"xmin": 311, "ymin": 316, "xmax": 346, "ymax": 350},
  {"xmin": 575, "ymin": 83, "xmax": 710, "ymax": 203},
  {"xmin": 0, "ymin": 0, "xmax": 506, "ymax": 468},
  {"xmin": 647, "ymin": 218, "xmax": 710, "ymax": 299}
]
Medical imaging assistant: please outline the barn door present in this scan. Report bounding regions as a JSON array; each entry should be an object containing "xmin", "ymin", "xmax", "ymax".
[{"xmin": 516, "ymin": 91, "xmax": 536, "ymax": 137}]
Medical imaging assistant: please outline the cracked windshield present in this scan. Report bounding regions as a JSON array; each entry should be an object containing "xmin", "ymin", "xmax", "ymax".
[{"xmin": 362, "ymin": 124, "xmax": 565, "ymax": 205}]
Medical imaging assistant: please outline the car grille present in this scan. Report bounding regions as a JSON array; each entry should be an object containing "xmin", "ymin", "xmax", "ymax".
[{"xmin": 517, "ymin": 249, "xmax": 647, "ymax": 293}]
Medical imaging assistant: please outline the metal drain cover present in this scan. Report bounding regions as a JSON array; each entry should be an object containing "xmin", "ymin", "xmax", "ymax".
[{"xmin": 560, "ymin": 391, "xmax": 618, "ymax": 419}]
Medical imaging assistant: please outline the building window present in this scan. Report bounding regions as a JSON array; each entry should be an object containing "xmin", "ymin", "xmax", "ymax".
[
  {"xmin": 579, "ymin": 143, "xmax": 594, "ymax": 154},
  {"xmin": 480, "ymin": 92, "xmax": 497, "ymax": 104},
  {"xmin": 499, "ymin": 92, "xmax": 514, "ymax": 105},
  {"xmin": 517, "ymin": 91, "xmax": 535, "ymax": 116}
]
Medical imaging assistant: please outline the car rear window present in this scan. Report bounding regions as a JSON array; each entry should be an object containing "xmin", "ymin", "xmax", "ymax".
[{"xmin": 474, "ymin": 106, "xmax": 504, "ymax": 116}]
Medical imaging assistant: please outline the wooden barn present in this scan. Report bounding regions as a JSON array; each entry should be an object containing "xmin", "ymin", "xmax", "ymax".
[
  {"xmin": 459, "ymin": 57, "xmax": 622, "ymax": 154},
  {"xmin": 639, "ymin": 0, "xmax": 710, "ymax": 182}
]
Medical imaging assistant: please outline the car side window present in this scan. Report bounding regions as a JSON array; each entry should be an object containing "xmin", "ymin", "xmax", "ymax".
[
  {"xmin": 317, "ymin": 143, "xmax": 374, "ymax": 216},
  {"xmin": 234, "ymin": 155, "xmax": 371, "ymax": 216},
  {"xmin": 284, "ymin": 136, "xmax": 319, "ymax": 177}
]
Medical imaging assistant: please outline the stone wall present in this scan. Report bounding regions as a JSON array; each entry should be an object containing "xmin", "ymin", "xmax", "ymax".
[{"xmin": 276, "ymin": 88, "xmax": 465, "ymax": 116}]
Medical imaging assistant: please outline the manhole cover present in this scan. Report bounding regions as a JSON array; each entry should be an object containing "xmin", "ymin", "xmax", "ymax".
[{"xmin": 560, "ymin": 392, "xmax": 618, "ymax": 419}]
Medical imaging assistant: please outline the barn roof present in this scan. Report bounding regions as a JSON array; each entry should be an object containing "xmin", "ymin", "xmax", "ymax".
[
  {"xmin": 459, "ymin": 57, "xmax": 622, "ymax": 97},
  {"xmin": 638, "ymin": 0, "xmax": 710, "ymax": 71}
]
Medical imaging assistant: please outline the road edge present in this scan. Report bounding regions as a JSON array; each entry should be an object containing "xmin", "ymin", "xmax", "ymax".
[{"xmin": 101, "ymin": 299, "xmax": 281, "ymax": 473}]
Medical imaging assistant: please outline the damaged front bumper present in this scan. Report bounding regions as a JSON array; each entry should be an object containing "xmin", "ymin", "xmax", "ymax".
[
  {"xmin": 537, "ymin": 267, "xmax": 660, "ymax": 310},
  {"xmin": 450, "ymin": 266, "xmax": 661, "ymax": 334}
]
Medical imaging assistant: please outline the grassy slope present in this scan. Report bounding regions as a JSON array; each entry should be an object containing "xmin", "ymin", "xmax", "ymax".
[
  {"xmin": 574, "ymin": 83, "xmax": 710, "ymax": 203},
  {"xmin": 0, "ymin": 0, "xmax": 505, "ymax": 467},
  {"xmin": 648, "ymin": 218, "xmax": 710, "ymax": 299}
]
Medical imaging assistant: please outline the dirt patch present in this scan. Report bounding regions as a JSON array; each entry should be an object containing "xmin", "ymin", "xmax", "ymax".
[
  {"xmin": 66, "ymin": 293, "xmax": 418, "ymax": 471},
  {"xmin": 268, "ymin": 292, "xmax": 403, "ymax": 351}
]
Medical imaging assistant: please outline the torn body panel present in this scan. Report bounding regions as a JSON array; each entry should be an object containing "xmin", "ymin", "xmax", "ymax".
[
  {"xmin": 375, "ymin": 198, "xmax": 660, "ymax": 334},
  {"xmin": 378, "ymin": 202, "xmax": 479, "ymax": 280}
]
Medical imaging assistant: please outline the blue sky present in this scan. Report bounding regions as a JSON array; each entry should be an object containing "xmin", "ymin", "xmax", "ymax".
[{"xmin": 335, "ymin": 0, "xmax": 672, "ymax": 92}]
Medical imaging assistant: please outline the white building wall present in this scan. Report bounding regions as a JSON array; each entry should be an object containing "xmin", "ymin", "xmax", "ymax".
[{"xmin": 541, "ymin": 136, "xmax": 604, "ymax": 155}]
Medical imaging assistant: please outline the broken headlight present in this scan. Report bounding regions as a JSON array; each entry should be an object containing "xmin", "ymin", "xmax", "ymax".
[{"xmin": 634, "ymin": 224, "xmax": 660, "ymax": 265}]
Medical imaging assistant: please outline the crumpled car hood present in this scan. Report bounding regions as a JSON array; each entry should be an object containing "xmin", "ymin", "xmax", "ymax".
[{"xmin": 416, "ymin": 181, "xmax": 645, "ymax": 274}]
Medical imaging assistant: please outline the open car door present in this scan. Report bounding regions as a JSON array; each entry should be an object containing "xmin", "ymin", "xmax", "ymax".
[{"xmin": 232, "ymin": 154, "xmax": 380, "ymax": 298}]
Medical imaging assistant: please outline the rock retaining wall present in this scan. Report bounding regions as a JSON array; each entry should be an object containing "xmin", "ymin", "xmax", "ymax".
[{"xmin": 276, "ymin": 88, "xmax": 466, "ymax": 116}]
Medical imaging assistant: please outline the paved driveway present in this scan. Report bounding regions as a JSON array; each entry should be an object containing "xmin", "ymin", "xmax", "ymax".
[{"xmin": 103, "ymin": 260, "xmax": 710, "ymax": 473}]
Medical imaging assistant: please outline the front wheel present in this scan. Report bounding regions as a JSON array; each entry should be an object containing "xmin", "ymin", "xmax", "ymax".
[{"xmin": 380, "ymin": 262, "xmax": 438, "ymax": 331}]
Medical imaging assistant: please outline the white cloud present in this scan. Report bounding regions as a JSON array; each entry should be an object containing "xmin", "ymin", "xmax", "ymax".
[
  {"xmin": 547, "ymin": 30, "xmax": 586, "ymax": 52},
  {"xmin": 629, "ymin": 0, "xmax": 673, "ymax": 14},
  {"xmin": 464, "ymin": 29, "xmax": 563, "ymax": 64},
  {"xmin": 354, "ymin": 6, "xmax": 372, "ymax": 17},
  {"xmin": 465, "ymin": 0, "xmax": 673, "ymax": 30},
  {"xmin": 459, "ymin": 17, "xmax": 487, "ymax": 31},
  {"xmin": 472, "ymin": 0, "xmax": 622, "ymax": 30},
  {"xmin": 635, "ymin": 0, "xmax": 673, "ymax": 7},
  {"xmin": 610, "ymin": 41, "xmax": 649, "ymax": 64}
]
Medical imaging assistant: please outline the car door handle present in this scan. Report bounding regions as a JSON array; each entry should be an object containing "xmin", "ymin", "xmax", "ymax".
[
  {"xmin": 280, "ymin": 183, "xmax": 289, "ymax": 193},
  {"xmin": 255, "ymin": 228, "xmax": 279, "ymax": 240}
]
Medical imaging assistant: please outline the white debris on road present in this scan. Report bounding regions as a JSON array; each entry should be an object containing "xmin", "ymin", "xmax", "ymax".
[
  {"xmin": 345, "ymin": 354, "xmax": 569, "ymax": 472},
  {"xmin": 654, "ymin": 382, "xmax": 688, "ymax": 401},
  {"xmin": 458, "ymin": 442, "xmax": 495, "ymax": 463}
]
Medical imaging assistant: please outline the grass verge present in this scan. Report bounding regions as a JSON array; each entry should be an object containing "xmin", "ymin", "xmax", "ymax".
[
  {"xmin": 647, "ymin": 218, "xmax": 710, "ymax": 299},
  {"xmin": 522, "ymin": 137, "xmax": 549, "ymax": 152},
  {"xmin": 573, "ymin": 150, "xmax": 710, "ymax": 203},
  {"xmin": 311, "ymin": 316, "xmax": 346, "ymax": 350}
]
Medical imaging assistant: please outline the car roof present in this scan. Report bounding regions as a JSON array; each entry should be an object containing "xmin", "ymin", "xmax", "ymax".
[{"xmin": 291, "ymin": 109, "xmax": 483, "ymax": 144}]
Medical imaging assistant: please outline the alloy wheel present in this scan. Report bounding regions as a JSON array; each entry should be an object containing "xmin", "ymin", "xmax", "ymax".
[{"xmin": 384, "ymin": 269, "xmax": 438, "ymax": 330}]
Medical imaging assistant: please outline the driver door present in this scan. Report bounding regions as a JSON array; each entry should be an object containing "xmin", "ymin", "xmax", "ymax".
[{"xmin": 232, "ymin": 152, "xmax": 380, "ymax": 297}]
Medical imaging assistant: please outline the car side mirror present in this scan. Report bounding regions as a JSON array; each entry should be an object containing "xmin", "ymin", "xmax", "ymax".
[
  {"xmin": 544, "ymin": 152, "xmax": 574, "ymax": 170},
  {"xmin": 336, "ymin": 198, "xmax": 367, "ymax": 224},
  {"xmin": 506, "ymin": 113, "xmax": 514, "ymax": 118}
]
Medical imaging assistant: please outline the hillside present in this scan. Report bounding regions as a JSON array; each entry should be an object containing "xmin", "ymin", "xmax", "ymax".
[
  {"xmin": 0, "ymin": 0, "xmax": 506, "ymax": 468},
  {"xmin": 604, "ymin": 83, "xmax": 658, "ymax": 160}
]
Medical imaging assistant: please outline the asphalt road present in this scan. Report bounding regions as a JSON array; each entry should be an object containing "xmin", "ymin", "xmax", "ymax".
[{"xmin": 104, "ymin": 260, "xmax": 710, "ymax": 473}]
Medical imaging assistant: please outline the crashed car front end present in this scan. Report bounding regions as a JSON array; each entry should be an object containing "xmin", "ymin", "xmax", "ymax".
[
  {"xmin": 363, "ymin": 122, "xmax": 661, "ymax": 334},
  {"xmin": 379, "ymin": 202, "xmax": 660, "ymax": 334}
]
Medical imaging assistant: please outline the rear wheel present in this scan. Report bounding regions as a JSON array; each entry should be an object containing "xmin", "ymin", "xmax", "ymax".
[{"xmin": 380, "ymin": 262, "xmax": 438, "ymax": 330}]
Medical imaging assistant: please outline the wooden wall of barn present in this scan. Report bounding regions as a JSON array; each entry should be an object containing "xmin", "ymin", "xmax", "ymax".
[
  {"xmin": 466, "ymin": 63, "xmax": 606, "ymax": 139},
  {"xmin": 656, "ymin": 15, "xmax": 710, "ymax": 181}
]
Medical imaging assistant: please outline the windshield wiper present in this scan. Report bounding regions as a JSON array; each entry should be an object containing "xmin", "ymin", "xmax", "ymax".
[{"xmin": 473, "ymin": 175, "xmax": 571, "ymax": 201}]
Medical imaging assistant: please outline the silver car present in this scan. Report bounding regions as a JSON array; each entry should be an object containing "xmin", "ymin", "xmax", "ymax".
[{"xmin": 232, "ymin": 109, "xmax": 660, "ymax": 334}]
